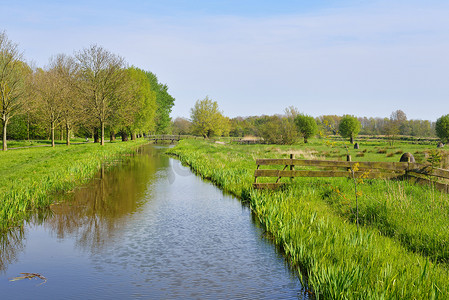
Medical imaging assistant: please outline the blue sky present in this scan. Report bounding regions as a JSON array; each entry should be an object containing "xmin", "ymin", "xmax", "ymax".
[{"xmin": 1, "ymin": 0, "xmax": 448, "ymax": 121}]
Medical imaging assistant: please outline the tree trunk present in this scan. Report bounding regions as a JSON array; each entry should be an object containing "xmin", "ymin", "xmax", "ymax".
[
  {"xmin": 2, "ymin": 118, "xmax": 8, "ymax": 151},
  {"xmin": 100, "ymin": 121, "xmax": 105, "ymax": 146},
  {"xmin": 51, "ymin": 121, "xmax": 55, "ymax": 147},
  {"xmin": 121, "ymin": 131, "xmax": 128, "ymax": 141},
  {"xmin": 110, "ymin": 129, "xmax": 116, "ymax": 142},
  {"xmin": 27, "ymin": 113, "xmax": 30, "ymax": 141},
  {"xmin": 66, "ymin": 123, "xmax": 71, "ymax": 146},
  {"xmin": 304, "ymin": 137, "xmax": 308, "ymax": 143},
  {"xmin": 131, "ymin": 132, "xmax": 136, "ymax": 140},
  {"xmin": 94, "ymin": 128, "xmax": 99, "ymax": 143},
  {"xmin": 350, "ymin": 134, "xmax": 354, "ymax": 144}
]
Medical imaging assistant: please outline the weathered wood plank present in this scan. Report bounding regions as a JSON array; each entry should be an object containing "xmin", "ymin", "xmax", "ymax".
[
  {"xmin": 254, "ymin": 169, "xmax": 404, "ymax": 179},
  {"xmin": 253, "ymin": 157, "xmax": 448, "ymax": 192},
  {"xmin": 411, "ymin": 166, "xmax": 449, "ymax": 180},
  {"xmin": 253, "ymin": 183, "xmax": 285, "ymax": 189}
]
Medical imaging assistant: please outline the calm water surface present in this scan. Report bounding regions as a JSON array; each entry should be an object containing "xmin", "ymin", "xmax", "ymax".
[{"xmin": 0, "ymin": 145, "xmax": 305, "ymax": 299}]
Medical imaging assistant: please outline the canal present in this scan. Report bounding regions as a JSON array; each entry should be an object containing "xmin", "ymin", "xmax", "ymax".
[{"xmin": 0, "ymin": 145, "xmax": 305, "ymax": 299}]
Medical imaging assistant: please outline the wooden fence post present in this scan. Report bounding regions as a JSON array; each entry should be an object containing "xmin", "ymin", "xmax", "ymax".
[
  {"xmin": 290, "ymin": 154, "xmax": 294, "ymax": 181},
  {"xmin": 254, "ymin": 164, "xmax": 260, "ymax": 183}
]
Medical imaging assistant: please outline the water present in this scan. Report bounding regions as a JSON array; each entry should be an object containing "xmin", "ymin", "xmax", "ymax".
[{"xmin": 0, "ymin": 145, "xmax": 305, "ymax": 299}]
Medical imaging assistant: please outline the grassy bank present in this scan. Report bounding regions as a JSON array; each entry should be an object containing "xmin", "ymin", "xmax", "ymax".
[
  {"xmin": 0, "ymin": 139, "xmax": 148, "ymax": 231},
  {"xmin": 168, "ymin": 139, "xmax": 449, "ymax": 299}
]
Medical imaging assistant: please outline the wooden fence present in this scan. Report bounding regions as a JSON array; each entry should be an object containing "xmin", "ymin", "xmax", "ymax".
[{"xmin": 254, "ymin": 155, "xmax": 449, "ymax": 192}]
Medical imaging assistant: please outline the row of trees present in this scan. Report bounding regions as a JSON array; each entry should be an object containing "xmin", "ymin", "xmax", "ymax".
[
  {"xmin": 1, "ymin": 31, "xmax": 174, "ymax": 150},
  {"xmin": 176, "ymin": 110, "xmax": 436, "ymax": 141},
  {"xmin": 175, "ymin": 102, "xmax": 448, "ymax": 144}
]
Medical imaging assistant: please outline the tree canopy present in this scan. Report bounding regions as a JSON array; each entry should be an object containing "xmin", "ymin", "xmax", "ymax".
[
  {"xmin": 0, "ymin": 31, "xmax": 27, "ymax": 150},
  {"xmin": 339, "ymin": 115, "xmax": 361, "ymax": 144},
  {"xmin": 294, "ymin": 114, "xmax": 318, "ymax": 143},
  {"xmin": 190, "ymin": 97, "xmax": 230, "ymax": 138},
  {"xmin": 75, "ymin": 44, "xmax": 127, "ymax": 145},
  {"xmin": 124, "ymin": 67, "xmax": 157, "ymax": 138},
  {"xmin": 145, "ymin": 71, "xmax": 175, "ymax": 134},
  {"xmin": 436, "ymin": 114, "xmax": 449, "ymax": 143}
]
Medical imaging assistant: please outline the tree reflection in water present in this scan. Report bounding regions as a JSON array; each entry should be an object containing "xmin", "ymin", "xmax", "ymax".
[
  {"xmin": 0, "ymin": 145, "xmax": 164, "ymax": 270},
  {"xmin": 0, "ymin": 209, "xmax": 52, "ymax": 273},
  {"xmin": 46, "ymin": 146, "xmax": 162, "ymax": 252},
  {"xmin": 0, "ymin": 227, "xmax": 25, "ymax": 272}
]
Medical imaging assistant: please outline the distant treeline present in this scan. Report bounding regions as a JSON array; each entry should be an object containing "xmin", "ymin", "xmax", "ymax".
[{"xmin": 172, "ymin": 107, "xmax": 437, "ymax": 143}]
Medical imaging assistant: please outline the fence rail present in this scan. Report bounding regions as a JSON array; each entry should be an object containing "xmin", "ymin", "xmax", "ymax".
[{"xmin": 254, "ymin": 156, "xmax": 449, "ymax": 192}]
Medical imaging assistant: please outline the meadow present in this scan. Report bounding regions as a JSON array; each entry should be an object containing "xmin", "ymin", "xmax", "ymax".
[
  {"xmin": 167, "ymin": 138, "xmax": 449, "ymax": 299},
  {"xmin": 0, "ymin": 139, "xmax": 148, "ymax": 232}
]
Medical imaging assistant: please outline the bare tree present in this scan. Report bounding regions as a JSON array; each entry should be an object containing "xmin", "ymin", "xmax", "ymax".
[
  {"xmin": 0, "ymin": 31, "xmax": 27, "ymax": 151},
  {"xmin": 75, "ymin": 45, "xmax": 127, "ymax": 145},
  {"xmin": 385, "ymin": 110, "xmax": 408, "ymax": 144},
  {"xmin": 50, "ymin": 54, "xmax": 81, "ymax": 146},
  {"xmin": 32, "ymin": 67, "xmax": 65, "ymax": 147}
]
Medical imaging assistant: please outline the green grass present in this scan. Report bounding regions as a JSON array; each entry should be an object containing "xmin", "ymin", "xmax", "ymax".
[
  {"xmin": 167, "ymin": 139, "xmax": 449, "ymax": 299},
  {"xmin": 0, "ymin": 139, "xmax": 148, "ymax": 231}
]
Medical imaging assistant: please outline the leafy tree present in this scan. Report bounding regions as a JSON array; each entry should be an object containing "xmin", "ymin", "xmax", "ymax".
[
  {"xmin": 317, "ymin": 115, "xmax": 341, "ymax": 135},
  {"xmin": 218, "ymin": 115, "xmax": 231, "ymax": 137},
  {"xmin": 294, "ymin": 114, "xmax": 318, "ymax": 143},
  {"xmin": 339, "ymin": 115, "xmax": 361, "ymax": 144},
  {"xmin": 359, "ymin": 117, "xmax": 379, "ymax": 135},
  {"xmin": 190, "ymin": 97, "xmax": 228, "ymax": 138},
  {"xmin": 32, "ymin": 54, "xmax": 79, "ymax": 147},
  {"xmin": 50, "ymin": 54, "xmax": 81, "ymax": 145},
  {"xmin": 145, "ymin": 71, "xmax": 175, "ymax": 134},
  {"xmin": 409, "ymin": 119, "xmax": 433, "ymax": 137},
  {"xmin": 32, "ymin": 68, "xmax": 65, "ymax": 147},
  {"xmin": 284, "ymin": 106, "xmax": 300, "ymax": 119},
  {"xmin": 387, "ymin": 110, "xmax": 407, "ymax": 142},
  {"xmin": 436, "ymin": 114, "xmax": 449, "ymax": 143},
  {"xmin": 383, "ymin": 119, "xmax": 398, "ymax": 145},
  {"xmin": 0, "ymin": 31, "xmax": 27, "ymax": 150},
  {"xmin": 229, "ymin": 116, "xmax": 260, "ymax": 137},
  {"xmin": 259, "ymin": 115, "xmax": 298, "ymax": 145},
  {"xmin": 229, "ymin": 117, "xmax": 245, "ymax": 137},
  {"xmin": 125, "ymin": 67, "xmax": 157, "ymax": 139},
  {"xmin": 5, "ymin": 114, "xmax": 27, "ymax": 139},
  {"xmin": 75, "ymin": 44, "xmax": 127, "ymax": 146},
  {"xmin": 172, "ymin": 117, "xmax": 192, "ymax": 135}
]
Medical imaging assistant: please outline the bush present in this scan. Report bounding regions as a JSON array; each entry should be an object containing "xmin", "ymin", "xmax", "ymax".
[{"xmin": 258, "ymin": 116, "xmax": 298, "ymax": 144}]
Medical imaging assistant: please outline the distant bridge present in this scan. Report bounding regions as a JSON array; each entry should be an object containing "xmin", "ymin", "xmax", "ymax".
[{"xmin": 147, "ymin": 135, "xmax": 195, "ymax": 144}]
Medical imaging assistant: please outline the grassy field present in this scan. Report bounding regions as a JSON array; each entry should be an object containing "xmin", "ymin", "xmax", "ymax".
[
  {"xmin": 167, "ymin": 138, "xmax": 449, "ymax": 299},
  {"xmin": 1, "ymin": 138, "xmax": 91, "ymax": 149},
  {"xmin": 0, "ymin": 139, "xmax": 148, "ymax": 232}
]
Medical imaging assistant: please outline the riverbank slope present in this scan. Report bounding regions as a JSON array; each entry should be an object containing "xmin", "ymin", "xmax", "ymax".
[{"xmin": 168, "ymin": 139, "xmax": 449, "ymax": 299}]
